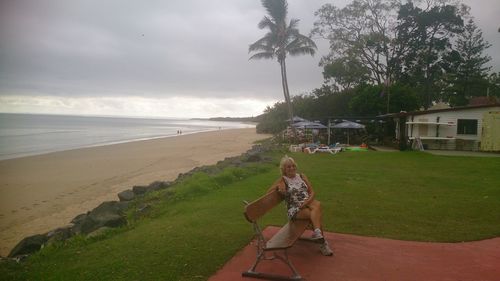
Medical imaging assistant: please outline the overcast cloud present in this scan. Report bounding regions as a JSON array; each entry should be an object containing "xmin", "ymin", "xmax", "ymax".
[{"xmin": 0, "ymin": 0, "xmax": 498, "ymax": 118}]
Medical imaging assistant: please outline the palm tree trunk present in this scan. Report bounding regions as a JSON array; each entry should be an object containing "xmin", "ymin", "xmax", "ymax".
[{"xmin": 280, "ymin": 59, "xmax": 296, "ymax": 142}]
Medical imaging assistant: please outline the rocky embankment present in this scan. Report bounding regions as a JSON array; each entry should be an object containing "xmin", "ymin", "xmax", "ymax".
[{"xmin": 4, "ymin": 142, "xmax": 276, "ymax": 261}]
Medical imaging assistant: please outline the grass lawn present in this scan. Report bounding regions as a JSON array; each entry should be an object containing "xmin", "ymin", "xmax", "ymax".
[{"xmin": 1, "ymin": 150, "xmax": 499, "ymax": 280}]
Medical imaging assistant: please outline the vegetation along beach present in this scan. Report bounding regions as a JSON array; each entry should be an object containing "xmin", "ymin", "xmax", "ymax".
[
  {"xmin": 0, "ymin": 128, "xmax": 269, "ymax": 257},
  {"xmin": 1, "ymin": 0, "xmax": 500, "ymax": 280}
]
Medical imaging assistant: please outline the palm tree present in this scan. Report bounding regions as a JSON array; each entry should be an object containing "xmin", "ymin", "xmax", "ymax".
[{"xmin": 249, "ymin": 0, "xmax": 317, "ymax": 140}]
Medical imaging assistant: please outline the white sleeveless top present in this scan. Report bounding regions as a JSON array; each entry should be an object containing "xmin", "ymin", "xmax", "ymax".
[{"xmin": 283, "ymin": 174, "xmax": 309, "ymax": 219}]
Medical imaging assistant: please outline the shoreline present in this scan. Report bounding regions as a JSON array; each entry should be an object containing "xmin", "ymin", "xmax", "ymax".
[
  {"xmin": 0, "ymin": 128, "xmax": 270, "ymax": 256},
  {"xmin": 0, "ymin": 127, "xmax": 245, "ymax": 161}
]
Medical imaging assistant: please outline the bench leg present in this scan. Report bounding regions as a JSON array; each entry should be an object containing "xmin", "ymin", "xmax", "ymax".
[{"xmin": 242, "ymin": 249, "xmax": 304, "ymax": 281}]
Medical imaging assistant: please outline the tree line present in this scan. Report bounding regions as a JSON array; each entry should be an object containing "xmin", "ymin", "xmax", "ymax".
[{"xmin": 253, "ymin": 0, "xmax": 499, "ymax": 134}]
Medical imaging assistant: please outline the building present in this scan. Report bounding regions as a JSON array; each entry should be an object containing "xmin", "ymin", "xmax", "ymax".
[{"xmin": 390, "ymin": 103, "xmax": 500, "ymax": 151}]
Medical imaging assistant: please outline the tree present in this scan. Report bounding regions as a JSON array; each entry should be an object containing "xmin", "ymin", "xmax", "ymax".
[
  {"xmin": 323, "ymin": 56, "xmax": 371, "ymax": 90},
  {"xmin": 256, "ymin": 102, "xmax": 288, "ymax": 134},
  {"xmin": 349, "ymin": 83, "xmax": 419, "ymax": 115},
  {"xmin": 487, "ymin": 72, "xmax": 500, "ymax": 98},
  {"xmin": 249, "ymin": 0, "xmax": 317, "ymax": 137},
  {"xmin": 396, "ymin": 1, "xmax": 465, "ymax": 108},
  {"xmin": 442, "ymin": 18, "xmax": 491, "ymax": 106},
  {"xmin": 312, "ymin": 0, "xmax": 401, "ymax": 86},
  {"xmin": 312, "ymin": 0, "xmax": 468, "ymax": 109}
]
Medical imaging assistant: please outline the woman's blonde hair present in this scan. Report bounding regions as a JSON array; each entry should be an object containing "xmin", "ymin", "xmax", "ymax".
[{"xmin": 279, "ymin": 155, "xmax": 297, "ymax": 176}]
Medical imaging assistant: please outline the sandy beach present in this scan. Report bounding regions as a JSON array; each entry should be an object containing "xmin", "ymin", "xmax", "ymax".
[{"xmin": 0, "ymin": 128, "xmax": 269, "ymax": 256}]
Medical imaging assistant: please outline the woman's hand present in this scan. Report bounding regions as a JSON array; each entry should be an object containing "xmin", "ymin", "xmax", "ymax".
[{"xmin": 276, "ymin": 184, "xmax": 286, "ymax": 195}]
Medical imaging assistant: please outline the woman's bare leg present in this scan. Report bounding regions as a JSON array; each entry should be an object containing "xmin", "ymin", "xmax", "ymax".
[{"xmin": 295, "ymin": 200, "xmax": 322, "ymax": 230}]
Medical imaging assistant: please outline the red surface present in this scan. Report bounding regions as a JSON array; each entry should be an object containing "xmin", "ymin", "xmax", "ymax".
[{"xmin": 208, "ymin": 226, "xmax": 500, "ymax": 281}]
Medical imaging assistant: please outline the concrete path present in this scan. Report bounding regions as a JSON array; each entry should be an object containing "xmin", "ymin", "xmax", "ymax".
[
  {"xmin": 209, "ymin": 226, "xmax": 500, "ymax": 281},
  {"xmin": 424, "ymin": 150, "xmax": 500, "ymax": 157},
  {"xmin": 371, "ymin": 146, "xmax": 500, "ymax": 157}
]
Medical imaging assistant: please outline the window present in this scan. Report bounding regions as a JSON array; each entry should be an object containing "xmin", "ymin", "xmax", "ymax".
[{"xmin": 457, "ymin": 119, "xmax": 478, "ymax": 135}]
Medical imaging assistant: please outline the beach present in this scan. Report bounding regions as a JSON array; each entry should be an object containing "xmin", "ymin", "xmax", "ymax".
[{"xmin": 0, "ymin": 128, "xmax": 269, "ymax": 256}]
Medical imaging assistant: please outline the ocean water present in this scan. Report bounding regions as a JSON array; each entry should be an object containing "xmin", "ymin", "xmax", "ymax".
[{"xmin": 0, "ymin": 113, "xmax": 255, "ymax": 160}]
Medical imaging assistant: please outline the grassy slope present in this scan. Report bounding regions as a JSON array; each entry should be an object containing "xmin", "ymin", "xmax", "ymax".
[{"xmin": 1, "ymin": 151, "xmax": 499, "ymax": 280}]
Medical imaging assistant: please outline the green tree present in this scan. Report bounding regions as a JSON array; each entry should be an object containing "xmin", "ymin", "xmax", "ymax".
[
  {"xmin": 396, "ymin": 1, "xmax": 465, "ymax": 108},
  {"xmin": 255, "ymin": 102, "xmax": 288, "ymax": 134},
  {"xmin": 487, "ymin": 72, "xmax": 500, "ymax": 98},
  {"xmin": 249, "ymin": 0, "xmax": 317, "ymax": 135},
  {"xmin": 442, "ymin": 18, "xmax": 491, "ymax": 106},
  {"xmin": 312, "ymin": 0, "xmax": 401, "ymax": 86},
  {"xmin": 312, "ymin": 85, "xmax": 353, "ymax": 118},
  {"xmin": 323, "ymin": 56, "xmax": 371, "ymax": 90},
  {"xmin": 349, "ymin": 84, "xmax": 419, "ymax": 115}
]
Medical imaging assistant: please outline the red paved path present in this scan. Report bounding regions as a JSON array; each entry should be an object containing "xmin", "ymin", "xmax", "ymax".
[{"xmin": 209, "ymin": 226, "xmax": 500, "ymax": 281}]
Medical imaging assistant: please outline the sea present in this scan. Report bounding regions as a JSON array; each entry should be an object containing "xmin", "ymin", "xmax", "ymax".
[{"xmin": 0, "ymin": 113, "xmax": 255, "ymax": 160}]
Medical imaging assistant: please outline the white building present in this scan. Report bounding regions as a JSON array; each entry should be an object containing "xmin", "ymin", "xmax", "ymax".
[{"xmin": 393, "ymin": 103, "xmax": 500, "ymax": 151}]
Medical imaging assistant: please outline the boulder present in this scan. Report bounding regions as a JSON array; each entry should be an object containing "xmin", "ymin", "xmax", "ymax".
[
  {"xmin": 86, "ymin": 226, "xmax": 113, "ymax": 239},
  {"xmin": 46, "ymin": 226, "xmax": 73, "ymax": 244},
  {"xmin": 70, "ymin": 213, "xmax": 89, "ymax": 234},
  {"xmin": 132, "ymin": 185, "xmax": 148, "ymax": 195},
  {"xmin": 244, "ymin": 153, "xmax": 262, "ymax": 162},
  {"xmin": 147, "ymin": 181, "xmax": 171, "ymax": 192},
  {"xmin": 118, "ymin": 189, "xmax": 135, "ymax": 201},
  {"xmin": 8, "ymin": 234, "xmax": 48, "ymax": 257},
  {"xmin": 116, "ymin": 201, "xmax": 131, "ymax": 211},
  {"xmin": 79, "ymin": 201, "xmax": 127, "ymax": 234},
  {"xmin": 71, "ymin": 213, "xmax": 88, "ymax": 224}
]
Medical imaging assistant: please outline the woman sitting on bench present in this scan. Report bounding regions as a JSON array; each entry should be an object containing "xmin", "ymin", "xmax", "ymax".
[{"xmin": 269, "ymin": 155, "xmax": 333, "ymax": 256}]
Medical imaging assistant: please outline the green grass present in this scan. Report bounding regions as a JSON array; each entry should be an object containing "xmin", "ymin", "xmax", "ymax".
[{"xmin": 1, "ymin": 151, "xmax": 499, "ymax": 280}]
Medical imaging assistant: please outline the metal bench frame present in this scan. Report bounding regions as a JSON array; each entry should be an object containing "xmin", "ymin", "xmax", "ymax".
[{"xmin": 242, "ymin": 190, "xmax": 323, "ymax": 281}]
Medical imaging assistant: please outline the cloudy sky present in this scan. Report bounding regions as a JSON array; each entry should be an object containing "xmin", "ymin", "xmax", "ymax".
[{"xmin": 0, "ymin": 0, "xmax": 499, "ymax": 118}]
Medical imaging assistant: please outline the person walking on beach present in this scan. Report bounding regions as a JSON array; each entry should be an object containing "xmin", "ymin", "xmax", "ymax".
[{"xmin": 268, "ymin": 155, "xmax": 333, "ymax": 256}]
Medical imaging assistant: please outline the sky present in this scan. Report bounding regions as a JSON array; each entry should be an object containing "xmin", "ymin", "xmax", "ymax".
[{"xmin": 0, "ymin": 0, "xmax": 499, "ymax": 118}]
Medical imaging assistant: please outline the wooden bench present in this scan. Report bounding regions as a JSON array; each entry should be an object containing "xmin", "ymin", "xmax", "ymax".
[{"xmin": 242, "ymin": 189, "xmax": 323, "ymax": 281}]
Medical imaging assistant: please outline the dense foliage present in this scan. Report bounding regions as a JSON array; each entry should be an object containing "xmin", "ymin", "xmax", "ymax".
[
  {"xmin": 257, "ymin": 0, "xmax": 498, "ymax": 134},
  {"xmin": 256, "ymin": 84, "xmax": 418, "ymax": 134}
]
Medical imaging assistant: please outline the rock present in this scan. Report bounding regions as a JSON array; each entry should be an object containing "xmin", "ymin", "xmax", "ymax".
[
  {"xmin": 86, "ymin": 227, "xmax": 113, "ymax": 239},
  {"xmin": 118, "ymin": 189, "xmax": 135, "ymax": 201},
  {"xmin": 71, "ymin": 213, "xmax": 88, "ymax": 225},
  {"xmin": 147, "ymin": 181, "xmax": 171, "ymax": 192},
  {"xmin": 262, "ymin": 156, "xmax": 274, "ymax": 163},
  {"xmin": 8, "ymin": 234, "xmax": 48, "ymax": 258},
  {"xmin": 245, "ymin": 153, "xmax": 262, "ymax": 162},
  {"xmin": 70, "ymin": 213, "xmax": 89, "ymax": 234},
  {"xmin": 46, "ymin": 226, "xmax": 73, "ymax": 244},
  {"xmin": 79, "ymin": 201, "xmax": 127, "ymax": 234},
  {"xmin": 116, "ymin": 201, "xmax": 131, "ymax": 211},
  {"xmin": 231, "ymin": 158, "xmax": 243, "ymax": 166},
  {"xmin": 132, "ymin": 185, "xmax": 148, "ymax": 195}
]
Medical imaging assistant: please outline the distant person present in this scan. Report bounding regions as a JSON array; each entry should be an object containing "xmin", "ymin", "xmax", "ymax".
[{"xmin": 267, "ymin": 155, "xmax": 333, "ymax": 256}]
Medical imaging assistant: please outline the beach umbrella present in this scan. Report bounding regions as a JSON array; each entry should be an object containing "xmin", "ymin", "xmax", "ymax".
[
  {"xmin": 292, "ymin": 121, "xmax": 327, "ymax": 129},
  {"xmin": 286, "ymin": 116, "xmax": 308, "ymax": 123},
  {"xmin": 331, "ymin": 120, "xmax": 366, "ymax": 129},
  {"xmin": 331, "ymin": 120, "xmax": 365, "ymax": 145},
  {"xmin": 292, "ymin": 121, "xmax": 327, "ymax": 142}
]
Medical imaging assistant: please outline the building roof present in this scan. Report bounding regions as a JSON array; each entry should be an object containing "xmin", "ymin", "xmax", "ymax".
[{"xmin": 378, "ymin": 103, "xmax": 500, "ymax": 118}]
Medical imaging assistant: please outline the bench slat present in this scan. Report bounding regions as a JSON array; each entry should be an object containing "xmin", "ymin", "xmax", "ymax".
[
  {"xmin": 265, "ymin": 219, "xmax": 310, "ymax": 250},
  {"xmin": 244, "ymin": 189, "xmax": 283, "ymax": 223}
]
